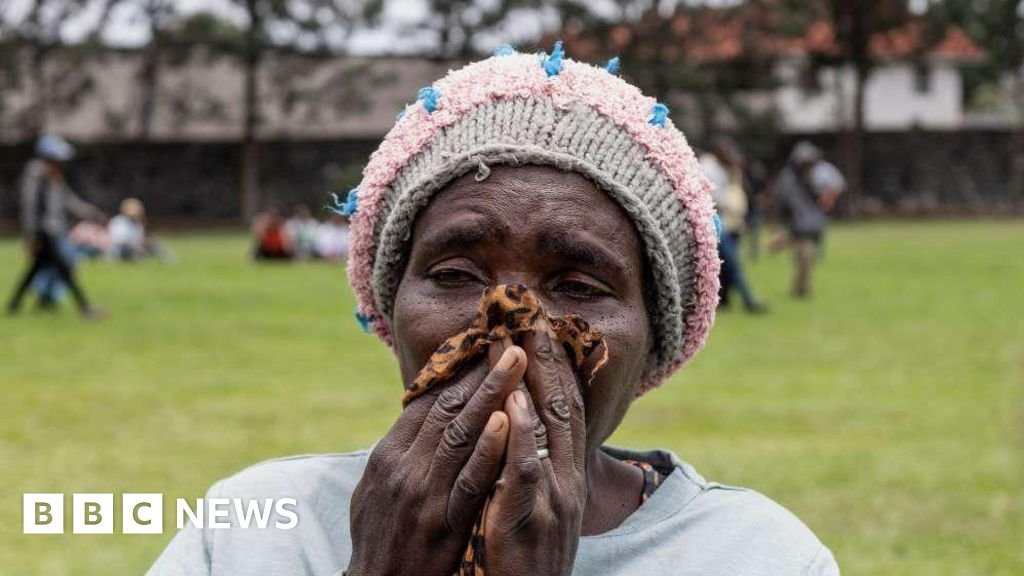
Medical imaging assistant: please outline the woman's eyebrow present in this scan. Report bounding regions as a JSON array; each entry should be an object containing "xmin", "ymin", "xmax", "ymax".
[
  {"xmin": 417, "ymin": 218, "xmax": 505, "ymax": 255},
  {"xmin": 536, "ymin": 230, "xmax": 628, "ymax": 277}
]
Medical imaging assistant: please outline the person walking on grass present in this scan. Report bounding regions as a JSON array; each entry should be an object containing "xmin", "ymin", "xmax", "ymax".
[
  {"xmin": 6, "ymin": 135, "xmax": 105, "ymax": 319},
  {"xmin": 700, "ymin": 137, "xmax": 767, "ymax": 314},
  {"xmin": 772, "ymin": 141, "xmax": 844, "ymax": 299}
]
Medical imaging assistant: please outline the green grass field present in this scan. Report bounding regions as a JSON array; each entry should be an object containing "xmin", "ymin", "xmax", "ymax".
[{"xmin": 1, "ymin": 221, "xmax": 1022, "ymax": 575}]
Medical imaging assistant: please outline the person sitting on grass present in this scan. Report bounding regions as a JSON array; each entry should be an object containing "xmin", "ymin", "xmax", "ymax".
[
  {"xmin": 313, "ymin": 212, "xmax": 350, "ymax": 261},
  {"xmin": 149, "ymin": 47, "xmax": 838, "ymax": 576},
  {"xmin": 251, "ymin": 205, "xmax": 293, "ymax": 261},
  {"xmin": 314, "ymin": 212, "xmax": 350, "ymax": 262},
  {"xmin": 69, "ymin": 218, "xmax": 112, "ymax": 259},
  {"xmin": 108, "ymin": 197, "xmax": 147, "ymax": 260},
  {"xmin": 107, "ymin": 197, "xmax": 174, "ymax": 263},
  {"xmin": 285, "ymin": 203, "xmax": 321, "ymax": 260}
]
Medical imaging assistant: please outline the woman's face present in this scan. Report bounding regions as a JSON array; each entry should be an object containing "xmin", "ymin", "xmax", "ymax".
[{"xmin": 391, "ymin": 165, "xmax": 654, "ymax": 453}]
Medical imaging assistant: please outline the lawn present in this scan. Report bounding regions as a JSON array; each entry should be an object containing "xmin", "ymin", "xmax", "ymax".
[{"xmin": 1, "ymin": 221, "xmax": 1021, "ymax": 575}]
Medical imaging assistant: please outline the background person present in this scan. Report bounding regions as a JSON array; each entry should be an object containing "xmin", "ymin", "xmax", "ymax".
[
  {"xmin": 108, "ymin": 198, "xmax": 147, "ymax": 261},
  {"xmin": 284, "ymin": 203, "xmax": 320, "ymax": 260},
  {"xmin": 772, "ymin": 141, "xmax": 840, "ymax": 299},
  {"xmin": 250, "ymin": 206, "xmax": 293, "ymax": 261},
  {"xmin": 810, "ymin": 153, "xmax": 847, "ymax": 213},
  {"xmin": 6, "ymin": 134, "xmax": 105, "ymax": 318},
  {"xmin": 107, "ymin": 198, "xmax": 174, "ymax": 263},
  {"xmin": 27, "ymin": 233, "xmax": 79, "ymax": 311},
  {"xmin": 700, "ymin": 138, "xmax": 767, "ymax": 314},
  {"xmin": 69, "ymin": 218, "xmax": 112, "ymax": 259},
  {"xmin": 105, "ymin": 195, "xmax": 174, "ymax": 261},
  {"xmin": 314, "ymin": 212, "xmax": 350, "ymax": 261}
]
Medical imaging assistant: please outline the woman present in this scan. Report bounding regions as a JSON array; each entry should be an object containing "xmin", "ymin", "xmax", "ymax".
[
  {"xmin": 700, "ymin": 137, "xmax": 767, "ymax": 313},
  {"xmin": 7, "ymin": 134, "xmax": 105, "ymax": 318},
  {"xmin": 149, "ymin": 46, "xmax": 838, "ymax": 575}
]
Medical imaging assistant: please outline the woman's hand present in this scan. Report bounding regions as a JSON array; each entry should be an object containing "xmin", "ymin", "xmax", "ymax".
[
  {"xmin": 346, "ymin": 341, "xmax": 526, "ymax": 576},
  {"xmin": 483, "ymin": 323, "xmax": 588, "ymax": 576}
]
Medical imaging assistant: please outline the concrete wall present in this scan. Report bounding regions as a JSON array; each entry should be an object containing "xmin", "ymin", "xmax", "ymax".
[{"xmin": 0, "ymin": 46, "xmax": 449, "ymax": 143}]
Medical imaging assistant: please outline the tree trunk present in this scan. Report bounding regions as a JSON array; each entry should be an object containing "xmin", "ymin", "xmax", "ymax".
[
  {"xmin": 138, "ymin": 39, "xmax": 160, "ymax": 140},
  {"xmin": 29, "ymin": 45, "xmax": 50, "ymax": 138},
  {"xmin": 843, "ymin": 63, "xmax": 867, "ymax": 211},
  {"xmin": 240, "ymin": 0, "xmax": 261, "ymax": 222}
]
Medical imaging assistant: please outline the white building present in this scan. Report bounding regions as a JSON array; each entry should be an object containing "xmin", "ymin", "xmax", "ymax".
[{"xmin": 775, "ymin": 59, "xmax": 968, "ymax": 132}]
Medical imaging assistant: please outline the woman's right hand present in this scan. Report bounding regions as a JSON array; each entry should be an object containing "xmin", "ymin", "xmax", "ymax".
[{"xmin": 346, "ymin": 341, "xmax": 527, "ymax": 576}]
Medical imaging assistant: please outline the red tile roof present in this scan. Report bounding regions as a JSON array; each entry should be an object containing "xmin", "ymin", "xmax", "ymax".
[{"xmin": 554, "ymin": 10, "xmax": 984, "ymax": 64}]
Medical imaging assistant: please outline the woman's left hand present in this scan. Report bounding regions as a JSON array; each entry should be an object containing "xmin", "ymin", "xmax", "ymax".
[{"xmin": 483, "ymin": 321, "xmax": 588, "ymax": 576}]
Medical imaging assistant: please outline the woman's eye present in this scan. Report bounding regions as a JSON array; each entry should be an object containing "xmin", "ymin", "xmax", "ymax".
[
  {"xmin": 427, "ymin": 267, "xmax": 479, "ymax": 286},
  {"xmin": 555, "ymin": 278, "xmax": 610, "ymax": 300}
]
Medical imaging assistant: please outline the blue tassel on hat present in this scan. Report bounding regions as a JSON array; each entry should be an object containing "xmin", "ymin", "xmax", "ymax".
[
  {"xmin": 327, "ymin": 188, "xmax": 359, "ymax": 217},
  {"xmin": 354, "ymin": 309, "xmax": 373, "ymax": 333},
  {"xmin": 649, "ymin": 103, "xmax": 669, "ymax": 127},
  {"xmin": 605, "ymin": 57, "xmax": 621, "ymax": 75},
  {"xmin": 418, "ymin": 86, "xmax": 440, "ymax": 112},
  {"xmin": 542, "ymin": 41, "xmax": 565, "ymax": 77}
]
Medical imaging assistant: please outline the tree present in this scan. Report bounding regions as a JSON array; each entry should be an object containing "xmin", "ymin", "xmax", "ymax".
[
  {"xmin": 931, "ymin": 0, "xmax": 1024, "ymax": 202},
  {"xmin": 240, "ymin": 0, "xmax": 263, "ymax": 223},
  {"xmin": 0, "ymin": 0, "xmax": 104, "ymax": 138},
  {"xmin": 777, "ymin": 0, "xmax": 915, "ymax": 200},
  {"xmin": 828, "ymin": 1, "xmax": 913, "ymax": 201},
  {"xmin": 550, "ymin": 1, "xmax": 784, "ymax": 148},
  {"xmin": 121, "ymin": 0, "xmax": 178, "ymax": 139},
  {"xmin": 229, "ymin": 0, "xmax": 383, "ymax": 220},
  {"xmin": 418, "ymin": 0, "xmax": 544, "ymax": 59}
]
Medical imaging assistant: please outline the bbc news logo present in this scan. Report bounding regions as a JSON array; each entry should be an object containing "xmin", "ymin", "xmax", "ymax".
[{"xmin": 23, "ymin": 493, "xmax": 298, "ymax": 534}]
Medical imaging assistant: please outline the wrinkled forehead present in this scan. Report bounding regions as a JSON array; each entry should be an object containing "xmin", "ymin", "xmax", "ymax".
[{"xmin": 410, "ymin": 165, "xmax": 644, "ymax": 264}]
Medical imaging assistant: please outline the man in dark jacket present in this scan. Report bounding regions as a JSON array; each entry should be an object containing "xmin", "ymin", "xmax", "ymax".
[{"xmin": 773, "ymin": 141, "xmax": 843, "ymax": 298}]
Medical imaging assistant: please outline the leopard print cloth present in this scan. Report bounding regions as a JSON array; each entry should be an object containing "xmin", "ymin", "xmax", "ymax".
[{"xmin": 403, "ymin": 283, "xmax": 610, "ymax": 576}]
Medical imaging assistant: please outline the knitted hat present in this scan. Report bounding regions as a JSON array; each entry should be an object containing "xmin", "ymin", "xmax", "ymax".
[{"xmin": 343, "ymin": 44, "xmax": 720, "ymax": 396}]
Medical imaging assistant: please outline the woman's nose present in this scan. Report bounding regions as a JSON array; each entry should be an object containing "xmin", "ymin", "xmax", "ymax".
[
  {"xmin": 489, "ymin": 277, "xmax": 562, "ymax": 315},
  {"xmin": 491, "ymin": 274, "xmax": 532, "ymax": 292}
]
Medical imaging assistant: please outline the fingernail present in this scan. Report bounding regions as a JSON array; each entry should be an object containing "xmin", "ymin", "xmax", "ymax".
[
  {"xmin": 497, "ymin": 347, "xmax": 520, "ymax": 370},
  {"xmin": 486, "ymin": 412, "xmax": 504, "ymax": 433},
  {"xmin": 513, "ymin": 390, "xmax": 528, "ymax": 409}
]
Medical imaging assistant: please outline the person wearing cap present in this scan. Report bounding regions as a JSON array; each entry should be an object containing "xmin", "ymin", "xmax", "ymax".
[
  {"xmin": 773, "ymin": 141, "xmax": 844, "ymax": 299},
  {"xmin": 149, "ymin": 46, "xmax": 837, "ymax": 576},
  {"xmin": 6, "ymin": 135, "xmax": 105, "ymax": 318}
]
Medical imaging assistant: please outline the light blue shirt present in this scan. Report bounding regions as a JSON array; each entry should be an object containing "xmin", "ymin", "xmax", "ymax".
[{"xmin": 148, "ymin": 446, "xmax": 839, "ymax": 576}]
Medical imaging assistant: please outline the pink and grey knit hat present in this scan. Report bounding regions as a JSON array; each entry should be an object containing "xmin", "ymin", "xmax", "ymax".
[{"xmin": 340, "ymin": 44, "xmax": 720, "ymax": 396}]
